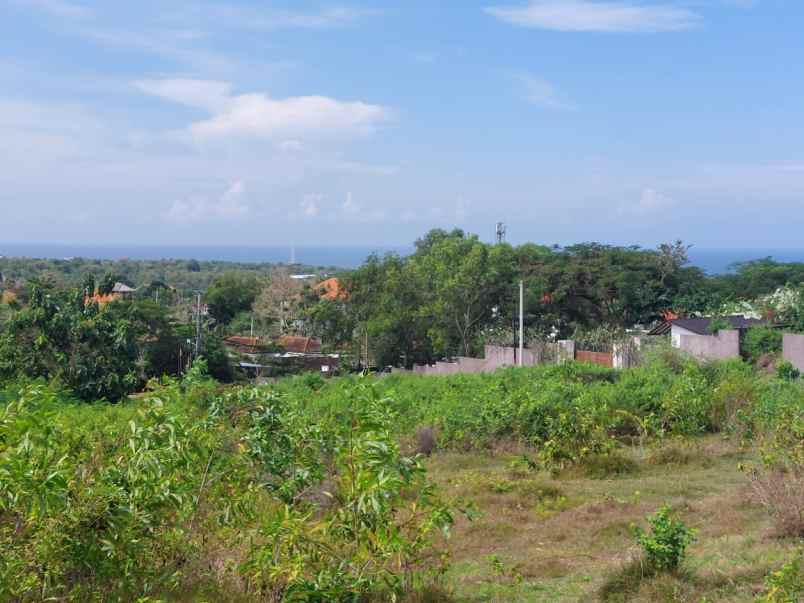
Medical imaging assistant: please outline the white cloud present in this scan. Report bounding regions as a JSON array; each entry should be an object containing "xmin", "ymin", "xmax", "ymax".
[
  {"xmin": 136, "ymin": 79, "xmax": 390, "ymax": 142},
  {"xmin": 485, "ymin": 1, "xmax": 700, "ymax": 33},
  {"xmin": 516, "ymin": 74, "xmax": 575, "ymax": 110},
  {"xmin": 217, "ymin": 179, "xmax": 249, "ymax": 218},
  {"xmin": 190, "ymin": 94, "xmax": 389, "ymax": 142},
  {"xmin": 163, "ymin": 179, "xmax": 249, "ymax": 224}
]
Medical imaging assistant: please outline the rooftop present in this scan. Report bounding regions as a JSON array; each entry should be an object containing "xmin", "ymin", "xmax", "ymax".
[{"xmin": 649, "ymin": 315, "xmax": 766, "ymax": 336}]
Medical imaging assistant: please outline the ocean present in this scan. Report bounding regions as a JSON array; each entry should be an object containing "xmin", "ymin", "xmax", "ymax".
[{"xmin": 1, "ymin": 243, "xmax": 803, "ymax": 275}]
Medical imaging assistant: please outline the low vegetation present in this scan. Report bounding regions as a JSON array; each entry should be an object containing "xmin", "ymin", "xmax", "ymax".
[{"xmin": 0, "ymin": 348, "xmax": 801, "ymax": 601}]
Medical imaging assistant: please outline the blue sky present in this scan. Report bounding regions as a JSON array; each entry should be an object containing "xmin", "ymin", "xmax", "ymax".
[{"xmin": 1, "ymin": 0, "xmax": 803, "ymax": 248}]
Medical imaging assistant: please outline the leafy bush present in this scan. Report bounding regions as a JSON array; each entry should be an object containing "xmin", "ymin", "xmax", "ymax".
[
  {"xmin": 776, "ymin": 361, "xmax": 800, "ymax": 381},
  {"xmin": 759, "ymin": 548, "xmax": 803, "ymax": 603},
  {"xmin": 0, "ymin": 378, "xmax": 460, "ymax": 601},
  {"xmin": 242, "ymin": 383, "xmax": 454, "ymax": 601},
  {"xmin": 633, "ymin": 506, "xmax": 696, "ymax": 572},
  {"xmin": 742, "ymin": 326, "xmax": 783, "ymax": 364},
  {"xmin": 659, "ymin": 365, "xmax": 712, "ymax": 435}
]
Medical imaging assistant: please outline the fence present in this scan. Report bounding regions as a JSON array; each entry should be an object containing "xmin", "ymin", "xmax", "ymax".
[
  {"xmin": 783, "ymin": 333, "xmax": 804, "ymax": 372},
  {"xmin": 402, "ymin": 339, "xmax": 634, "ymax": 377},
  {"xmin": 676, "ymin": 330, "xmax": 740, "ymax": 361},
  {"xmin": 575, "ymin": 350, "xmax": 613, "ymax": 368}
]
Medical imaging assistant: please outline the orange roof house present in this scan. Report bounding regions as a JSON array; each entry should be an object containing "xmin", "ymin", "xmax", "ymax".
[
  {"xmin": 223, "ymin": 336, "xmax": 265, "ymax": 354},
  {"xmin": 315, "ymin": 278, "xmax": 348, "ymax": 301},
  {"xmin": 278, "ymin": 335, "xmax": 322, "ymax": 354},
  {"xmin": 85, "ymin": 282, "xmax": 137, "ymax": 307}
]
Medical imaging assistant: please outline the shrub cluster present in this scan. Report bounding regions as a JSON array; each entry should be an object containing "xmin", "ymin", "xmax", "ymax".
[
  {"xmin": 274, "ymin": 352, "xmax": 794, "ymax": 473},
  {"xmin": 0, "ymin": 376, "xmax": 454, "ymax": 601}
]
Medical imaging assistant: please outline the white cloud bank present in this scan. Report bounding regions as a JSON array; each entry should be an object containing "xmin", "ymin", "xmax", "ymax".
[
  {"xmin": 135, "ymin": 78, "xmax": 390, "ymax": 142},
  {"xmin": 485, "ymin": 0, "xmax": 699, "ymax": 33},
  {"xmin": 164, "ymin": 179, "xmax": 249, "ymax": 224}
]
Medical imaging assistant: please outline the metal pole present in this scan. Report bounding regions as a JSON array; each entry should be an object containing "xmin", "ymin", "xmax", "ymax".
[
  {"xmin": 195, "ymin": 292, "xmax": 201, "ymax": 357},
  {"xmin": 250, "ymin": 315, "xmax": 254, "ymax": 338},
  {"xmin": 519, "ymin": 280, "xmax": 524, "ymax": 367}
]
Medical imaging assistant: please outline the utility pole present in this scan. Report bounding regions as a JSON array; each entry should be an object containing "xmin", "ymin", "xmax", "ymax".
[
  {"xmin": 519, "ymin": 280, "xmax": 524, "ymax": 367},
  {"xmin": 250, "ymin": 314, "xmax": 254, "ymax": 338},
  {"xmin": 194, "ymin": 291, "xmax": 202, "ymax": 357}
]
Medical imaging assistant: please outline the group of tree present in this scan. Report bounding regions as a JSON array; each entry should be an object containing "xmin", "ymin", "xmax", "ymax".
[
  {"xmin": 0, "ymin": 255, "xmax": 328, "ymax": 296},
  {"xmin": 5, "ymin": 229, "xmax": 804, "ymax": 391},
  {"xmin": 325, "ymin": 230, "xmax": 708, "ymax": 367},
  {"xmin": 0, "ymin": 275, "xmax": 235, "ymax": 401}
]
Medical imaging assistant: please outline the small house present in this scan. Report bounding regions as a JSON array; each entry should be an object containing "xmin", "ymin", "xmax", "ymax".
[{"xmin": 649, "ymin": 315, "xmax": 765, "ymax": 348}]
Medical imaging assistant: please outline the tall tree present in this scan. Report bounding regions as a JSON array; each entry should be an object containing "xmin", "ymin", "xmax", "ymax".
[
  {"xmin": 205, "ymin": 272, "xmax": 261, "ymax": 325},
  {"xmin": 410, "ymin": 230, "xmax": 516, "ymax": 357},
  {"xmin": 253, "ymin": 268, "xmax": 302, "ymax": 334}
]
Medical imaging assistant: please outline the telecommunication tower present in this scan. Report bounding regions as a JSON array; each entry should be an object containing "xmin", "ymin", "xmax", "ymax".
[{"xmin": 495, "ymin": 222, "xmax": 506, "ymax": 244}]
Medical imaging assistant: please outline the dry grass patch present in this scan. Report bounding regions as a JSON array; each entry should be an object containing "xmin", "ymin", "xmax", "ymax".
[
  {"xmin": 748, "ymin": 467, "xmax": 804, "ymax": 538},
  {"xmin": 422, "ymin": 436, "xmax": 795, "ymax": 602}
]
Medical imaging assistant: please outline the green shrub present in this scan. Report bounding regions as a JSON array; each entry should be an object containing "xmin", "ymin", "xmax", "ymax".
[
  {"xmin": 242, "ymin": 383, "xmax": 454, "ymax": 601},
  {"xmin": 742, "ymin": 326, "xmax": 783, "ymax": 364},
  {"xmin": 776, "ymin": 361, "xmax": 800, "ymax": 381},
  {"xmin": 659, "ymin": 365, "xmax": 712, "ymax": 435},
  {"xmin": 759, "ymin": 549, "xmax": 803, "ymax": 603},
  {"xmin": 633, "ymin": 506, "xmax": 696, "ymax": 572}
]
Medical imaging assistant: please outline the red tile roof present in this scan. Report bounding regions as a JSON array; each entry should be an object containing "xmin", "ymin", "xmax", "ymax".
[
  {"xmin": 315, "ymin": 277, "xmax": 348, "ymax": 301},
  {"xmin": 278, "ymin": 335, "xmax": 321, "ymax": 354}
]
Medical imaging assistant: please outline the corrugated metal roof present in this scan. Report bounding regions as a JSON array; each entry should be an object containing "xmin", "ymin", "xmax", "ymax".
[{"xmin": 649, "ymin": 315, "xmax": 766, "ymax": 336}]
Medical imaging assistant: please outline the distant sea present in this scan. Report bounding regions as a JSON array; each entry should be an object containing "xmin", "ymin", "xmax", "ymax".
[{"xmin": 2, "ymin": 243, "xmax": 804, "ymax": 275}]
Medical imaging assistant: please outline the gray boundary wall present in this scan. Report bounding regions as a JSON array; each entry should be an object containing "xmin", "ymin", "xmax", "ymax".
[
  {"xmin": 783, "ymin": 333, "xmax": 804, "ymax": 372},
  {"xmin": 406, "ymin": 343, "xmax": 563, "ymax": 376},
  {"xmin": 678, "ymin": 329, "xmax": 739, "ymax": 360}
]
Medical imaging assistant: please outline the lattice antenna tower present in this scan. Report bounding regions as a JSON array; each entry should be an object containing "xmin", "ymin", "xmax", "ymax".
[{"xmin": 495, "ymin": 222, "xmax": 507, "ymax": 244}]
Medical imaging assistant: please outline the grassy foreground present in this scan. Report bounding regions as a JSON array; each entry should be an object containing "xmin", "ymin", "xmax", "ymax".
[
  {"xmin": 0, "ymin": 352, "xmax": 802, "ymax": 601},
  {"xmin": 428, "ymin": 438, "xmax": 794, "ymax": 602}
]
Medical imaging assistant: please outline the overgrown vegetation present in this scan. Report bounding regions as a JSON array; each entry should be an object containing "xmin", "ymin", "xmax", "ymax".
[{"xmin": 0, "ymin": 347, "xmax": 801, "ymax": 600}]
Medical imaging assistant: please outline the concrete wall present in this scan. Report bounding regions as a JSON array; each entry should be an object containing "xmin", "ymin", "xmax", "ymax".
[
  {"xmin": 408, "ymin": 344, "xmax": 546, "ymax": 376},
  {"xmin": 484, "ymin": 345, "xmax": 517, "ymax": 369},
  {"xmin": 783, "ymin": 333, "xmax": 804, "ymax": 372},
  {"xmin": 457, "ymin": 357, "xmax": 489, "ymax": 372},
  {"xmin": 613, "ymin": 337, "xmax": 642, "ymax": 369},
  {"xmin": 678, "ymin": 329, "xmax": 740, "ymax": 361},
  {"xmin": 557, "ymin": 340, "xmax": 575, "ymax": 364}
]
